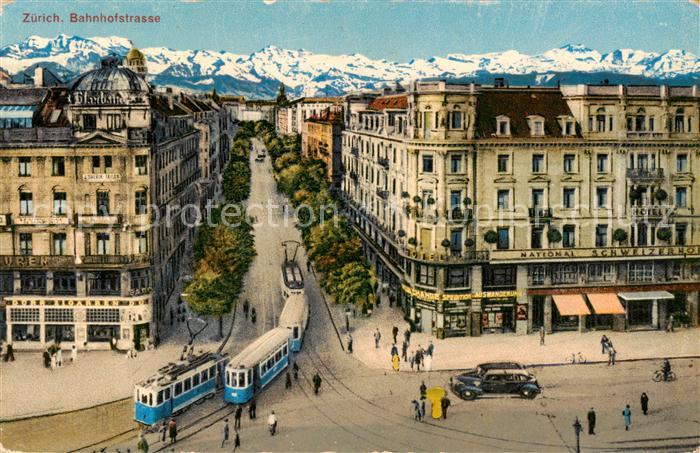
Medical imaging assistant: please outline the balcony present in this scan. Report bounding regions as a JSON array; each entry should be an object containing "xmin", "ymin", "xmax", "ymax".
[
  {"xmin": 76, "ymin": 214, "xmax": 123, "ymax": 226},
  {"xmin": 378, "ymin": 157, "xmax": 390, "ymax": 169},
  {"xmin": 631, "ymin": 204, "xmax": 674, "ymax": 219},
  {"xmin": 404, "ymin": 247, "xmax": 490, "ymax": 264},
  {"xmin": 447, "ymin": 208, "xmax": 473, "ymax": 223},
  {"xmin": 626, "ymin": 131, "xmax": 665, "ymax": 139},
  {"xmin": 350, "ymin": 147, "xmax": 359, "ymax": 157},
  {"xmin": 376, "ymin": 188, "xmax": 389, "ymax": 200},
  {"xmin": 626, "ymin": 168, "xmax": 664, "ymax": 182},
  {"xmin": 349, "ymin": 171, "xmax": 358, "ymax": 182},
  {"xmin": 528, "ymin": 207, "xmax": 553, "ymax": 221}
]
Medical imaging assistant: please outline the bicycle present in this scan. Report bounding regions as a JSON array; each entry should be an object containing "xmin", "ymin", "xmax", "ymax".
[
  {"xmin": 652, "ymin": 369, "xmax": 677, "ymax": 382},
  {"xmin": 566, "ymin": 352, "xmax": 587, "ymax": 364}
]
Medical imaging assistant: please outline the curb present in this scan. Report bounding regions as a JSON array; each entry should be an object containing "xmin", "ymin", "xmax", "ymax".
[{"xmin": 309, "ymin": 266, "xmax": 346, "ymax": 352}]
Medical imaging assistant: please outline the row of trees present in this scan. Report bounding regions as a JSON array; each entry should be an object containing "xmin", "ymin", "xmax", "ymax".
[
  {"xmin": 184, "ymin": 125, "xmax": 257, "ymax": 338},
  {"xmin": 256, "ymin": 124, "xmax": 378, "ymax": 312}
]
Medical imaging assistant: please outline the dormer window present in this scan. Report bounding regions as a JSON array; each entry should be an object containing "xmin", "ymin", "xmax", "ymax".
[
  {"xmin": 526, "ymin": 115, "xmax": 545, "ymax": 136},
  {"xmin": 558, "ymin": 115, "xmax": 576, "ymax": 136},
  {"xmin": 496, "ymin": 115, "xmax": 510, "ymax": 136}
]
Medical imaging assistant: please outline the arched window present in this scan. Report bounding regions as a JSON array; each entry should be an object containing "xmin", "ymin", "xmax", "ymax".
[
  {"xmin": 596, "ymin": 107, "xmax": 606, "ymax": 132},
  {"xmin": 635, "ymin": 108, "xmax": 646, "ymax": 132}
]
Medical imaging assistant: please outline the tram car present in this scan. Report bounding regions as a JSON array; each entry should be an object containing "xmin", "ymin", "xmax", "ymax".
[
  {"xmin": 281, "ymin": 259, "xmax": 304, "ymax": 299},
  {"xmin": 279, "ymin": 293, "xmax": 309, "ymax": 352},
  {"xmin": 134, "ymin": 351, "xmax": 229, "ymax": 426},
  {"xmin": 224, "ymin": 327, "xmax": 291, "ymax": 404}
]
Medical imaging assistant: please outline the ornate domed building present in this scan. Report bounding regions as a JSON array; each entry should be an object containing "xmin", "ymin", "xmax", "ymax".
[{"xmin": 124, "ymin": 47, "xmax": 148, "ymax": 76}]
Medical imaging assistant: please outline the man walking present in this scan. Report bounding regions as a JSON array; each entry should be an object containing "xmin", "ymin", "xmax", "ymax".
[
  {"xmin": 608, "ymin": 347, "xmax": 616, "ymax": 366},
  {"xmin": 234, "ymin": 405, "xmax": 242, "ymax": 429},
  {"xmin": 347, "ymin": 334, "xmax": 353, "ymax": 354},
  {"xmin": 412, "ymin": 400, "xmax": 421, "ymax": 421},
  {"xmin": 539, "ymin": 326, "xmax": 545, "ymax": 346},
  {"xmin": 587, "ymin": 407, "xmax": 596, "ymax": 435},
  {"xmin": 374, "ymin": 328, "xmax": 381, "ymax": 348},
  {"xmin": 420, "ymin": 381, "xmax": 427, "ymax": 400},
  {"xmin": 402, "ymin": 340, "xmax": 408, "ymax": 362},
  {"xmin": 137, "ymin": 433, "xmax": 149, "ymax": 453},
  {"xmin": 160, "ymin": 419, "xmax": 168, "ymax": 443},
  {"xmin": 233, "ymin": 431, "xmax": 241, "ymax": 452},
  {"xmin": 221, "ymin": 419, "xmax": 230, "ymax": 448},
  {"xmin": 419, "ymin": 400, "xmax": 426, "ymax": 422},
  {"xmin": 415, "ymin": 348, "xmax": 423, "ymax": 371},
  {"xmin": 268, "ymin": 411, "xmax": 278, "ymax": 436},
  {"xmin": 251, "ymin": 307, "xmax": 257, "ymax": 324},
  {"xmin": 667, "ymin": 314, "xmax": 674, "ymax": 332},
  {"xmin": 623, "ymin": 405, "xmax": 632, "ymax": 431},
  {"xmin": 293, "ymin": 362, "xmax": 299, "ymax": 380},
  {"xmin": 248, "ymin": 398, "xmax": 257, "ymax": 419},
  {"xmin": 640, "ymin": 392, "xmax": 649, "ymax": 415},
  {"xmin": 390, "ymin": 343, "xmax": 398, "ymax": 357},
  {"xmin": 168, "ymin": 418, "xmax": 177, "ymax": 443},
  {"xmin": 313, "ymin": 372, "xmax": 322, "ymax": 395},
  {"xmin": 392, "ymin": 326, "xmax": 399, "ymax": 344},
  {"xmin": 3, "ymin": 342, "xmax": 15, "ymax": 362},
  {"xmin": 601, "ymin": 335, "xmax": 609, "ymax": 354},
  {"xmin": 285, "ymin": 371, "xmax": 292, "ymax": 389},
  {"xmin": 427, "ymin": 341, "xmax": 434, "ymax": 357},
  {"xmin": 441, "ymin": 395, "xmax": 451, "ymax": 419},
  {"xmin": 243, "ymin": 300, "xmax": 249, "ymax": 319}
]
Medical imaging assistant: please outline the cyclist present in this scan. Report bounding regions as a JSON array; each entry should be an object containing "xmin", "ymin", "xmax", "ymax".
[{"xmin": 662, "ymin": 359, "xmax": 671, "ymax": 381}]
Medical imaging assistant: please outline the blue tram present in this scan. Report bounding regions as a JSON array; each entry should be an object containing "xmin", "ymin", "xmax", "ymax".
[
  {"xmin": 134, "ymin": 351, "xmax": 229, "ymax": 426},
  {"xmin": 279, "ymin": 293, "xmax": 309, "ymax": 352},
  {"xmin": 281, "ymin": 260, "xmax": 304, "ymax": 299},
  {"xmin": 224, "ymin": 327, "xmax": 291, "ymax": 404}
]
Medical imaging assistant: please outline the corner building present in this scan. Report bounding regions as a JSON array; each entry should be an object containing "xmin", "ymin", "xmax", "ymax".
[{"xmin": 341, "ymin": 80, "xmax": 699, "ymax": 338}]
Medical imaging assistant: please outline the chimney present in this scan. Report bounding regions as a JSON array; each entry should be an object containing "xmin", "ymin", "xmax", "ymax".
[{"xmin": 34, "ymin": 67, "xmax": 44, "ymax": 87}]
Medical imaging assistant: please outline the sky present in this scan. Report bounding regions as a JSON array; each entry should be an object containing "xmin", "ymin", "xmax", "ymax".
[{"xmin": 0, "ymin": 0, "xmax": 698, "ymax": 60}]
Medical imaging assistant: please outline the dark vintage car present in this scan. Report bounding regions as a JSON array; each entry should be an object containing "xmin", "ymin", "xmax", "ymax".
[{"xmin": 452, "ymin": 369, "xmax": 541, "ymax": 400}]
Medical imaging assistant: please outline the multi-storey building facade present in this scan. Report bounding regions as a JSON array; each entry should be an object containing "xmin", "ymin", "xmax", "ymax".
[
  {"xmin": 341, "ymin": 80, "xmax": 699, "ymax": 338},
  {"xmin": 301, "ymin": 106, "xmax": 344, "ymax": 188},
  {"xmin": 0, "ymin": 54, "xmax": 231, "ymax": 351}
]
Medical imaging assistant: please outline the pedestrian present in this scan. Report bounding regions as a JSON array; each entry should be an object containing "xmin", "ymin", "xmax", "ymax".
[
  {"xmin": 601, "ymin": 335, "xmax": 609, "ymax": 354},
  {"xmin": 415, "ymin": 348, "xmax": 423, "ymax": 371},
  {"xmin": 306, "ymin": 259, "xmax": 311, "ymax": 272},
  {"xmin": 243, "ymin": 300, "xmax": 249, "ymax": 319},
  {"xmin": 248, "ymin": 398, "xmax": 257, "ymax": 419},
  {"xmin": 540, "ymin": 326, "xmax": 546, "ymax": 346},
  {"xmin": 392, "ymin": 353, "xmax": 400, "ymax": 372},
  {"xmin": 409, "ymin": 352, "xmax": 415, "ymax": 371},
  {"xmin": 405, "ymin": 329, "xmax": 411, "ymax": 344},
  {"xmin": 221, "ymin": 419, "xmax": 230, "ymax": 448},
  {"xmin": 233, "ymin": 430, "xmax": 241, "ymax": 452},
  {"xmin": 640, "ymin": 392, "xmax": 649, "ymax": 415},
  {"xmin": 251, "ymin": 308, "xmax": 257, "ymax": 324},
  {"xmin": 420, "ymin": 400, "xmax": 426, "ymax": 421},
  {"xmin": 622, "ymin": 404, "xmax": 632, "ymax": 431},
  {"xmin": 392, "ymin": 326, "xmax": 399, "ymax": 344},
  {"xmin": 268, "ymin": 411, "xmax": 278, "ymax": 436},
  {"xmin": 235, "ymin": 405, "xmax": 242, "ymax": 429},
  {"xmin": 180, "ymin": 345, "xmax": 188, "ymax": 361},
  {"xmin": 293, "ymin": 362, "xmax": 299, "ymax": 380},
  {"xmin": 402, "ymin": 340, "xmax": 408, "ymax": 362},
  {"xmin": 313, "ymin": 372, "xmax": 322, "ymax": 395},
  {"xmin": 50, "ymin": 351, "xmax": 57, "ymax": 370},
  {"xmin": 374, "ymin": 328, "xmax": 381, "ymax": 348},
  {"xmin": 420, "ymin": 381, "xmax": 427, "ymax": 400},
  {"xmin": 160, "ymin": 420, "xmax": 168, "ymax": 442},
  {"xmin": 3, "ymin": 342, "xmax": 15, "ymax": 362},
  {"xmin": 608, "ymin": 347, "xmax": 616, "ymax": 366},
  {"xmin": 412, "ymin": 400, "xmax": 421, "ymax": 421},
  {"xmin": 71, "ymin": 344, "xmax": 78, "ymax": 363},
  {"xmin": 427, "ymin": 341, "xmax": 434, "ymax": 357},
  {"xmin": 662, "ymin": 358, "xmax": 672, "ymax": 381},
  {"xmin": 347, "ymin": 334, "xmax": 353, "ymax": 354},
  {"xmin": 110, "ymin": 336, "xmax": 117, "ymax": 351},
  {"xmin": 667, "ymin": 314, "xmax": 674, "ymax": 332},
  {"xmin": 441, "ymin": 395, "xmax": 451, "ymax": 419},
  {"xmin": 424, "ymin": 353, "xmax": 433, "ymax": 372},
  {"xmin": 390, "ymin": 343, "xmax": 398, "ymax": 357},
  {"xmin": 285, "ymin": 372, "xmax": 292, "ymax": 389},
  {"xmin": 43, "ymin": 349, "xmax": 51, "ymax": 368},
  {"xmin": 168, "ymin": 418, "xmax": 177, "ymax": 443},
  {"xmin": 587, "ymin": 407, "xmax": 596, "ymax": 435},
  {"xmin": 56, "ymin": 347, "xmax": 63, "ymax": 367},
  {"xmin": 137, "ymin": 433, "xmax": 149, "ymax": 453}
]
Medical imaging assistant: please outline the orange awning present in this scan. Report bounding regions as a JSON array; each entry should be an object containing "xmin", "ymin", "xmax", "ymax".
[
  {"xmin": 552, "ymin": 294, "xmax": 591, "ymax": 316},
  {"xmin": 587, "ymin": 293, "xmax": 626, "ymax": 315}
]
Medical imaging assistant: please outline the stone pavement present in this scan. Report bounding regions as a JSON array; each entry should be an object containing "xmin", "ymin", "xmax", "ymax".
[{"xmin": 323, "ymin": 291, "xmax": 700, "ymax": 372}]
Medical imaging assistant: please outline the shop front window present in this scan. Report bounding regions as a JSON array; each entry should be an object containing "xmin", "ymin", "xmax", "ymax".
[
  {"xmin": 87, "ymin": 325, "xmax": 119, "ymax": 342},
  {"xmin": 12, "ymin": 324, "xmax": 41, "ymax": 341},
  {"xmin": 45, "ymin": 325, "xmax": 75, "ymax": 343}
]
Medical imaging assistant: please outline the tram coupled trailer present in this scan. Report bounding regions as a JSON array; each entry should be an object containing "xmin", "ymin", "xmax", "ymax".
[
  {"xmin": 134, "ymin": 352, "xmax": 229, "ymax": 426},
  {"xmin": 224, "ymin": 327, "xmax": 292, "ymax": 405},
  {"xmin": 281, "ymin": 260, "xmax": 304, "ymax": 299},
  {"xmin": 279, "ymin": 293, "xmax": 309, "ymax": 352}
]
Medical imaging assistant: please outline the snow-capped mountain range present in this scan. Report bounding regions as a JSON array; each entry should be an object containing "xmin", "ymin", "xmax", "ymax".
[{"xmin": 1, "ymin": 35, "xmax": 698, "ymax": 98}]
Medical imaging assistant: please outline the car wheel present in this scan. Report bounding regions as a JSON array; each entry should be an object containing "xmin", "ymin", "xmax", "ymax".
[
  {"xmin": 461, "ymin": 390, "xmax": 477, "ymax": 401},
  {"xmin": 520, "ymin": 388, "xmax": 538, "ymax": 399}
]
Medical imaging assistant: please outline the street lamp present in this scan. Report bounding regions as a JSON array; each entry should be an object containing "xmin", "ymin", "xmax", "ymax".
[{"xmin": 572, "ymin": 417, "xmax": 582, "ymax": 453}]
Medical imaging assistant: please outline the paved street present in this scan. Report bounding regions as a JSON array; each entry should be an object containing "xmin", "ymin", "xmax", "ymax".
[{"xmin": 2, "ymin": 141, "xmax": 699, "ymax": 452}]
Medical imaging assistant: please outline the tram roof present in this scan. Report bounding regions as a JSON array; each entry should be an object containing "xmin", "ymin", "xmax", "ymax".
[
  {"xmin": 282, "ymin": 262, "xmax": 304, "ymax": 289},
  {"xmin": 137, "ymin": 351, "xmax": 226, "ymax": 389},
  {"xmin": 227, "ymin": 327, "xmax": 290, "ymax": 370},
  {"xmin": 279, "ymin": 294, "xmax": 308, "ymax": 327}
]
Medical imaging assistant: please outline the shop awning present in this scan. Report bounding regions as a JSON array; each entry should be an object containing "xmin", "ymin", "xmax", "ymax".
[
  {"xmin": 587, "ymin": 293, "xmax": 626, "ymax": 315},
  {"xmin": 618, "ymin": 291, "xmax": 675, "ymax": 301},
  {"xmin": 552, "ymin": 294, "xmax": 591, "ymax": 316}
]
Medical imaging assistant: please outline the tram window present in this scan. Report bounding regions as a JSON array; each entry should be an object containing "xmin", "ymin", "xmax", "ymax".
[
  {"xmin": 261, "ymin": 363, "xmax": 267, "ymax": 374},
  {"xmin": 248, "ymin": 370, "xmax": 253, "ymax": 383},
  {"xmin": 193, "ymin": 374, "xmax": 200, "ymax": 387},
  {"xmin": 239, "ymin": 372, "xmax": 246, "ymax": 387},
  {"xmin": 267, "ymin": 358, "xmax": 274, "ymax": 369},
  {"xmin": 141, "ymin": 394, "xmax": 148, "ymax": 405},
  {"xmin": 230, "ymin": 372, "xmax": 237, "ymax": 387},
  {"xmin": 275, "ymin": 350, "xmax": 282, "ymax": 362},
  {"xmin": 157, "ymin": 390, "xmax": 163, "ymax": 405},
  {"xmin": 174, "ymin": 383, "xmax": 182, "ymax": 396},
  {"xmin": 201, "ymin": 370, "xmax": 208, "ymax": 382},
  {"xmin": 148, "ymin": 394, "xmax": 153, "ymax": 406},
  {"xmin": 293, "ymin": 327, "xmax": 299, "ymax": 339},
  {"xmin": 184, "ymin": 378, "xmax": 191, "ymax": 392},
  {"xmin": 283, "ymin": 344, "xmax": 288, "ymax": 355},
  {"xmin": 209, "ymin": 366, "xmax": 215, "ymax": 377},
  {"xmin": 165, "ymin": 388, "xmax": 171, "ymax": 400}
]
